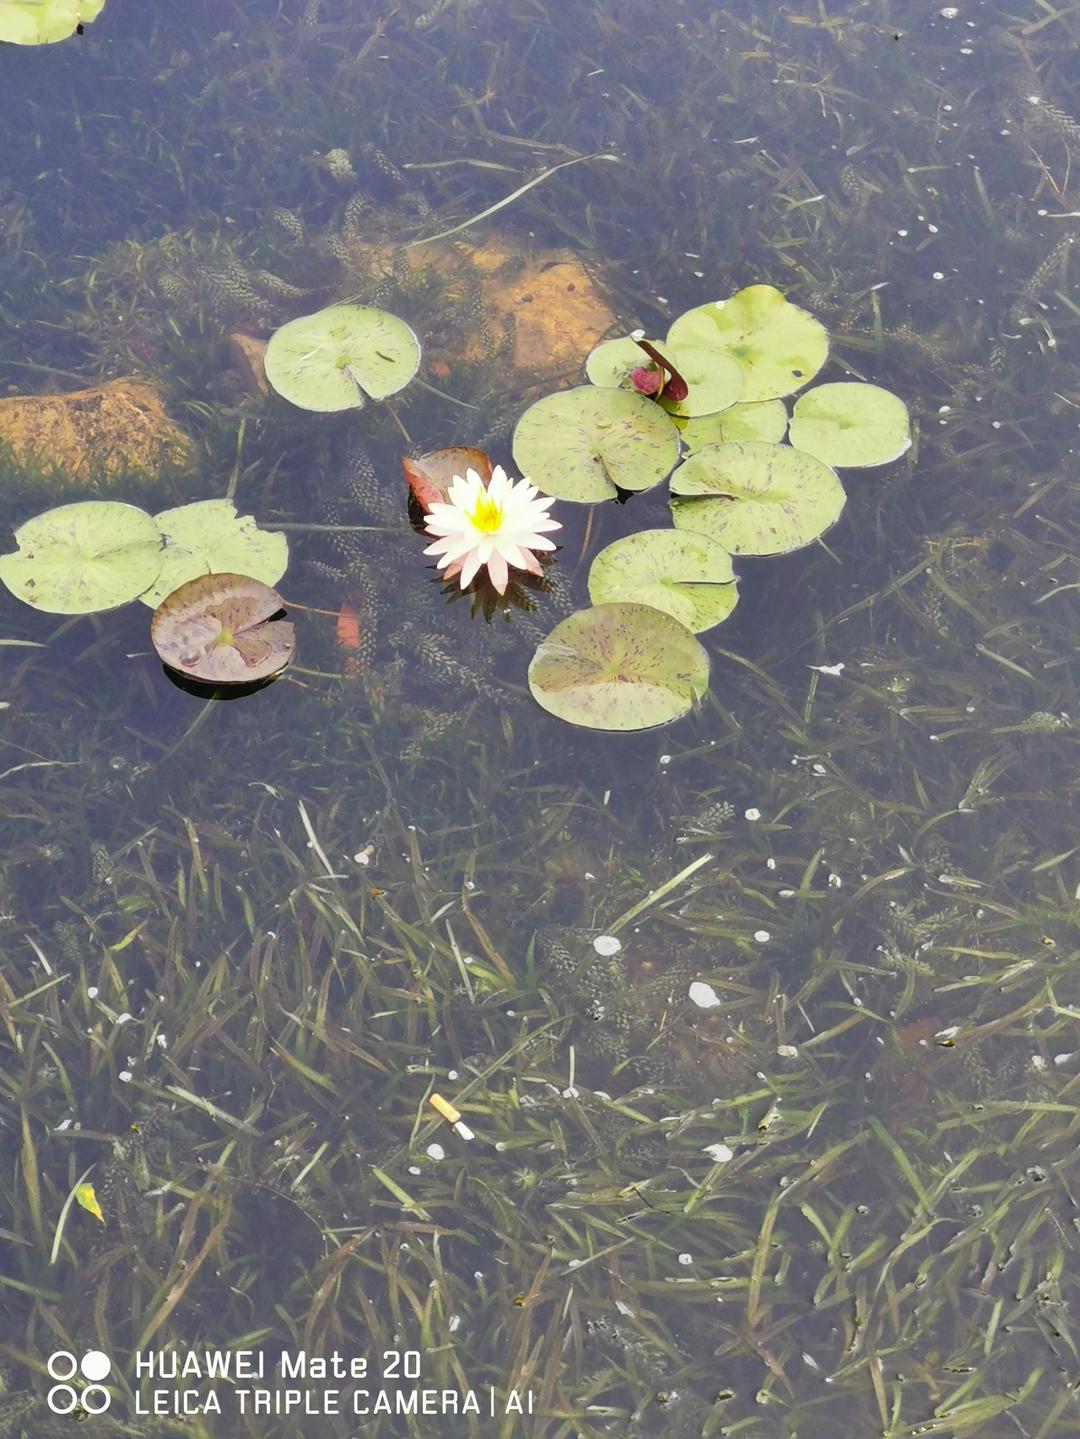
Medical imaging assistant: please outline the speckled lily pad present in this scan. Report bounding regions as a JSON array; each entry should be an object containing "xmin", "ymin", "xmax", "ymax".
[
  {"xmin": 675, "ymin": 400, "xmax": 789, "ymax": 454},
  {"xmin": 512, "ymin": 386, "xmax": 680, "ymax": 503},
  {"xmin": 150, "ymin": 572, "xmax": 294, "ymax": 685},
  {"xmin": 788, "ymin": 382, "xmax": 911, "ymax": 467},
  {"xmin": 0, "ymin": 0, "xmax": 105, "ymax": 45},
  {"xmin": 588, "ymin": 529, "xmax": 738, "ymax": 633},
  {"xmin": 668, "ymin": 285, "xmax": 828, "ymax": 402},
  {"xmin": 139, "ymin": 499, "xmax": 288, "ymax": 608},
  {"xmin": 264, "ymin": 303, "xmax": 420, "ymax": 412},
  {"xmin": 670, "ymin": 441, "xmax": 846, "ymax": 556},
  {"xmin": 528, "ymin": 602, "xmax": 709, "ymax": 730},
  {"xmin": 0, "ymin": 501, "xmax": 163, "ymax": 614}
]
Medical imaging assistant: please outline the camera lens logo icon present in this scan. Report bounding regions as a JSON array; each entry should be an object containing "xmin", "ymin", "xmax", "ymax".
[{"xmin": 47, "ymin": 1351, "xmax": 112, "ymax": 1415}]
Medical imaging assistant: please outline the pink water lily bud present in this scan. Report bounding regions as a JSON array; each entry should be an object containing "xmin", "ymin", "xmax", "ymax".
[{"xmin": 630, "ymin": 365, "xmax": 663, "ymax": 396}]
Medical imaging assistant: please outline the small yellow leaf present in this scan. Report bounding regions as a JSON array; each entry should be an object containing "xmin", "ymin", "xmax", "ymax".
[{"xmin": 75, "ymin": 1183, "xmax": 105, "ymax": 1225}]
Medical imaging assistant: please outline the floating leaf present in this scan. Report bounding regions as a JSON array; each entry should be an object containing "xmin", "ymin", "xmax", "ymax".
[
  {"xmin": 588, "ymin": 529, "xmax": 738, "ymax": 633},
  {"xmin": 74, "ymin": 1182, "xmax": 105, "ymax": 1225},
  {"xmin": 263, "ymin": 303, "xmax": 420, "ymax": 412},
  {"xmin": 788, "ymin": 381, "xmax": 911, "ymax": 467},
  {"xmin": 528, "ymin": 602, "xmax": 709, "ymax": 731},
  {"xmin": 138, "ymin": 500, "xmax": 288, "ymax": 608},
  {"xmin": 403, "ymin": 446, "xmax": 493, "ymax": 513},
  {"xmin": 670, "ymin": 441, "xmax": 846, "ymax": 556},
  {"xmin": 0, "ymin": 501, "xmax": 163, "ymax": 614},
  {"xmin": 676, "ymin": 400, "xmax": 788, "ymax": 454},
  {"xmin": 668, "ymin": 285, "xmax": 828, "ymax": 402},
  {"xmin": 0, "ymin": 0, "xmax": 105, "ymax": 45},
  {"xmin": 512, "ymin": 386, "xmax": 680, "ymax": 503},
  {"xmin": 151, "ymin": 573, "xmax": 295, "ymax": 685}
]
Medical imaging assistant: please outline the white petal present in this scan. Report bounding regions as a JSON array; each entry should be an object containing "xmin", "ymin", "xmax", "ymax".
[
  {"xmin": 486, "ymin": 550, "xmax": 509, "ymax": 593},
  {"xmin": 458, "ymin": 549, "xmax": 484, "ymax": 587}
]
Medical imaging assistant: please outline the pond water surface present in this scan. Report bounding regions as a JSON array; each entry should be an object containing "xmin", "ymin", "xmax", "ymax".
[{"xmin": 1, "ymin": 1, "xmax": 1079, "ymax": 1435}]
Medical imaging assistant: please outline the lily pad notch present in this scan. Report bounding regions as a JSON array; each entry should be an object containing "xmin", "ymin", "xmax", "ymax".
[{"xmin": 264, "ymin": 303, "xmax": 421, "ymax": 412}]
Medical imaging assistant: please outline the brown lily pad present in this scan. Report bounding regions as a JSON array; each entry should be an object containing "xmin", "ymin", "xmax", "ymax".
[
  {"xmin": 403, "ymin": 445, "xmax": 493, "ymax": 513},
  {"xmin": 150, "ymin": 572, "xmax": 294, "ymax": 685}
]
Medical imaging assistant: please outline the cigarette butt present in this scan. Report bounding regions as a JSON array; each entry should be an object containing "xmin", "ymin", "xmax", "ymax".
[{"xmin": 429, "ymin": 1093, "xmax": 461, "ymax": 1125}]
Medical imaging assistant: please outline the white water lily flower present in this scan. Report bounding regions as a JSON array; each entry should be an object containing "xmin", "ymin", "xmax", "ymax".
[{"xmin": 423, "ymin": 466, "xmax": 561, "ymax": 594}]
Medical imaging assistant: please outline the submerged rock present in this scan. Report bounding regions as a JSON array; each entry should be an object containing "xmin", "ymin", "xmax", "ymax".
[
  {"xmin": 0, "ymin": 378, "xmax": 192, "ymax": 482},
  {"xmin": 341, "ymin": 232, "xmax": 617, "ymax": 393}
]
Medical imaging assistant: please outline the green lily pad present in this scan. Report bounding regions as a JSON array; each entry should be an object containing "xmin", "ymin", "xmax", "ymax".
[
  {"xmin": 588, "ymin": 529, "xmax": 738, "ymax": 633},
  {"xmin": 668, "ymin": 285, "xmax": 828, "ymax": 402},
  {"xmin": 263, "ymin": 303, "xmax": 420, "ymax": 412},
  {"xmin": 0, "ymin": 0, "xmax": 105, "ymax": 45},
  {"xmin": 512, "ymin": 386, "xmax": 680, "ymax": 503},
  {"xmin": 139, "ymin": 500, "xmax": 288, "ymax": 608},
  {"xmin": 670, "ymin": 441, "xmax": 846, "ymax": 556},
  {"xmin": 0, "ymin": 501, "xmax": 162, "ymax": 614},
  {"xmin": 676, "ymin": 400, "xmax": 789, "ymax": 454},
  {"xmin": 788, "ymin": 382, "xmax": 911, "ymax": 467},
  {"xmin": 528, "ymin": 602, "xmax": 710, "ymax": 731}
]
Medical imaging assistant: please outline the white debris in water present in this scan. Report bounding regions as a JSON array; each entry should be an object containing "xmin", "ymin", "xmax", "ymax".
[
  {"xmin": 426, "ymin": 1142, "xmax": 445, "ymax": 1160},
  {"xmin": 828, "ymin": 873, "xmax": 842, "ymax": 889},
  {"xmin": 754, "ymin": 930, "xmax": 771, "ymax": 943},
  {"xmin": 678, "ymin": 1253, "xmax": 693, "ymax": 1266},
  {"xmin": 777, "ymin": 1045, "xmax": 799, "ymax": 1059},
  {"xmin": 809, "ymin": 662, "xmax": 845, "ymax": 676},
  {"xmin": 689, "ymin": 981, "xmax": 722, "ymax": 1009},
  {"xmin": 87, "ymin": 986, "xmax": 99, "ymax": 999},
  {"xmin": 745, "ymin": 807, "xmax": 762, "ymax": 821},
  {"xmin": 593, "ymin": 934, "xmax": 621, "ymax": 957},
  {"xmin": 766, "ymin": 857, "xmax": 777, "ymax": 870},
  {"xmin": 118, "ymin": 1071, "xmax": 133, "ymax": 1083},
  {"xmin": 114, "ymin": 1013, "xmax": 132, "ymax": 1027},
  {"xmin": 353, "ymin": 850, "xmax": 371, "ymax": 865},
  {"xmin": 703, "ymin": 1143, "xmax": 734, "ymax": 1162},
  {"xmin": 939, "ymin": 6, "xmax": 958, "ymax": 15}
]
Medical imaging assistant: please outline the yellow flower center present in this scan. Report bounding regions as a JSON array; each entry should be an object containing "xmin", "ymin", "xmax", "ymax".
[{"xmin": 468, "ymin": 492, "xmax": 504, "ymax": 534}]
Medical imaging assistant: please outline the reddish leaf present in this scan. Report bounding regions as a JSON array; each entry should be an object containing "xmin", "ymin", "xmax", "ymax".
[
  {"xmin": 403, "ymin": 446, "xmax": 493, "ymax": 514},
  {"xmin": 336, "ymin": 600, "xmax": 362, "ymax": 675}
]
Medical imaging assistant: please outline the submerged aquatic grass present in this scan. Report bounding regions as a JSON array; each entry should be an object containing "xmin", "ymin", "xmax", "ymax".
[{"xmin": 0, "ymin": 0, "xmax": 1080, "ymax": 1434}]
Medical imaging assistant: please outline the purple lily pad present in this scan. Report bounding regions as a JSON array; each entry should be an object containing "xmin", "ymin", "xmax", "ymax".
[{"xmin": 150, "ymin": 572, "xmax": 294, "ymax": 684}]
